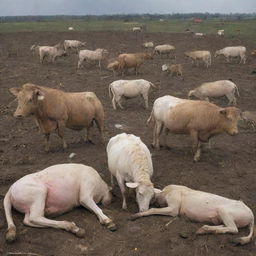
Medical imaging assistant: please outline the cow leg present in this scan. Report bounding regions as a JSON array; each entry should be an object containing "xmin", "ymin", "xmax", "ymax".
[
  {"xmin": 152, "ymin": 123, "xmax": 157, "ymax": 147},
  {"xmin": 161, "ymin": 127, "xmax": 169, "ymax": 148},
  {"xmin": 57, "ymin": 121, "xmax": 67, "ymax": 149},
  {"xmin": 226, "ymin": 93, "xmax": 236, "ymax": 105},
  {"xmin": 190, "ymin": 130, "xmax": 201, "ymax": 161},
  {"xmin": 130, "ymin": 206, "xmax": 179, "ymax": 221},
  {"xmin": 110, "ymin": 174, "xmax": 114, "ymax": 187},
  {"xmin": 196, "ymin": 208, "xmax": 238, "ymax": 235},
  {"xmin": 44, "ymin": 133, "xmax": 50, "ymax": 152},
  {"xmin": 79, "ymin": 197, "xmax": 116, "ymax": 231},
  {"xmin": 94, "ymin": 118, "xmax": 104, "ymax": 143},
  {"xmin": 116, "ymin": 175, "xmax": 127, "ymax": 210},
  {"xmin": 116, "ymin": 96, "xmax": 124, "ymax": 109},
  {"xmin": 26, "ymin": 187, "xmax": 85, "ymax": 237},
  {"xmin": 141, "ymin": 93, "xmax": 149, "ymax": 109},
  {"xmin": 154, "ymin": 122, "xmax": 163, "ymax": 150},
  {"xmin": 85, "ymin": 127, "xmax": 92, "ymax": 143}
]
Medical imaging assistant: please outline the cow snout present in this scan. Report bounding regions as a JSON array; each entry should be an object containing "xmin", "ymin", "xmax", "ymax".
[
  {"xmin": 228, "ymin": 128, "xmax": 238, "ymax": 135},
  {"xmin": 14, "ymin": 113, "xmax": 23, "ymax": 118}
]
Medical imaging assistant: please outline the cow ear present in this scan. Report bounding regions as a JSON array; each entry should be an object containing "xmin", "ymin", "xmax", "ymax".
[
  {"xmin": 219, "ymin": 109, "xmax": 227, "ymax": 116},
  {"xmin": 34, "ymin": 88, "xmax": 45, "ymax": 101},
  {"xmin": 126, "ymin": 182, "xmax": 139, "ymax": 189},
  {"xmin": 9, "ymin": 87, "xmax": 21, "ymax": 97}
]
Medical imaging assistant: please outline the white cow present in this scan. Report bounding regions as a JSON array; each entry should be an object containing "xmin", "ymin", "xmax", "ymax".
[
  {"xmin": 109, "ymin": 79, "xmax": 158, "ymax": 110},
  {"xmin": 147, "ymin": 95, "xmax": 189, "ymax": 149},
  {"xmin": 107, "ymin": 133, "xmax": 154, "ymax": 212},
  {"xmin": 130, "ymin": 184, "xmax": 254, "ymax": 245},
  {"xmin": 4, "ymin": 164, "xmax": 116, "ymax": 242},
  {"xmin": 63, "ymin": 40, "xmax": 86, "ymax": 52},
  {"xmin": 215, "ymin": 46, "xmax": 246, "ymax": 64}
]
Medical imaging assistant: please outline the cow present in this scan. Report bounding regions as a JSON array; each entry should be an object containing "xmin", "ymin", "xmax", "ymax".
[
  {"xmin": 9, "ymin": 83, "xmax": 104, "ymax": 151},
  {"xmin": 107, "ymin": 133, "xmax": 154, "ymax": 212},
  {"xmin": 162, "ymin": 100, "xmax": 242, "ymax": 161},
  {"xmin": 130, "ymin": 184, "xmax": 254, "ymax": 245},
  {"xmin": 4, "ymin": 163, "xmax": 117, "ymax": 242}
]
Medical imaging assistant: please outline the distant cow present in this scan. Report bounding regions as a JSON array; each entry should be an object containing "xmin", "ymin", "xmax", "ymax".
[
  {"xmin": 38, "ymin": 43, "xmax": 67, "ymax": 64},
  {"xmin": 4, "ymin": 163, "xmax": 117, "ymax": 242},
  {"xmin": 9, "ymin": 83, "xmax": 104, "ymax": 151},
  {"xmin": 162, "ymin": 100, "xmax": 241, "ymax": 161},
  {"xmin": 130, "ymin": 184, "xmax": 254, "ymax": 245}
]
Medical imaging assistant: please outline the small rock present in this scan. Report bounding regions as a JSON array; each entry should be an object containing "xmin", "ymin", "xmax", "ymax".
[{"xmin": 179, "ymin": 232, "xmax": 189, "ymax": 239}]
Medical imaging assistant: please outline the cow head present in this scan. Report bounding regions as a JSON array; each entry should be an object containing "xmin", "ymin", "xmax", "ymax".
[
  {"xmin": 101, "ymin": 187, "xmax": 113, "ymax": 206},
  {"xmin": 9, "ymin": 83, "xmax": 45, "ymax": 117},
  {"xmin": 126, "ymin": 182, "xmax": 154, "ymax": 212},
  {"xmin": 214, "ymin": 50, "xmax": 220, "ymax": 58},
  {"xmin": 219, "ymin": 107, "xmax": 242, "ymax": 135}
]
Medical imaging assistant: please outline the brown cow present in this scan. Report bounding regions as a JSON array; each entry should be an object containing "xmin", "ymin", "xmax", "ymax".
[
  {"xmin": 162, "ymin": 100, "xmax": 241, "ymax": 161},
  {"xmin": 117, "ymin": 52, "xmax": 153, "ymax": 76},
  {"xmin": 9, "ymin": 83, "xmax": 104, "ymax": 151}
]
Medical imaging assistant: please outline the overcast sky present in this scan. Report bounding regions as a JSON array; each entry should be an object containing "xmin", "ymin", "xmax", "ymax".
[{"xmin": 0, "ymin": 0, "xmax": 255, "ymax": 16}]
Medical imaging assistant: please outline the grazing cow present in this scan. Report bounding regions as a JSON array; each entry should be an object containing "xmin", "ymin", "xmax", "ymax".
[
  {"xmin": 4, "ymin": 163, "xmax": 117, "ymax": 242},
  {"xmin": 188, "ymin": 80, "xmax": 240, "ymax": 105},
  {"xmin": 117, "ymin": 52, "xmax": 153, "ymax": 76},
  {"xmin": 163, "ymin": 100, "xmax": 241, "ymax": 161},
  {"xmin": 107, "ymin": 133, "xmax": 154, "ymax": 212},
  {"xmin": 130, "ymin": 184, "xmax": 254, "ymax": 245},
  {"xmin": 38, "ymin": 43, "xmax": 67, "ymax": 64},
  {"xmin": 9, "ymin": 83, "xmax": 104, "ymax": 151},
  {"xmin": 109, "ymin": 79, "xmax": 158, "ymax": 110}
]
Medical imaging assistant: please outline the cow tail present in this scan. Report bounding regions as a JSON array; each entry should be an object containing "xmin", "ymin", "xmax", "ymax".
[{"xmin": 150, "ymin": 82, "xmax": 158, "ymax": 89}]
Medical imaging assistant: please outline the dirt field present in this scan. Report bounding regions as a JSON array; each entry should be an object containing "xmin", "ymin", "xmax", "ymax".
[{"xmin": 0, "ymin": 31, "xmax": 255, "ymax": 256}]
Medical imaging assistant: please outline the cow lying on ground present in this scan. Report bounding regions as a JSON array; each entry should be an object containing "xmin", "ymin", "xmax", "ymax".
[
  {"xmin": 4, "ymin": 163, "xmax": 117, "ymax": 242},
  {"xmin": 9, "ymin": 83, "xmax": 104, "ymax": 151},
  {"xmin": 130, "ymin": 185, "xmax": 254, "ymax": 245},
  {"xmin": 162, "ymin": 100, "xmax": 241, "ymax": 161}
]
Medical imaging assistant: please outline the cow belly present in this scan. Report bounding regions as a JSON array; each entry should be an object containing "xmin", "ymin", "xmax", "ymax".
[{"xmin": 45, "ymin": 182, "xmax": 79, "ymax": 215}]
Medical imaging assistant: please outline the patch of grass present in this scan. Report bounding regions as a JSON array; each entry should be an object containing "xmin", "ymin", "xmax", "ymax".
[{"xmin": 0, "ymin": 19, "xmax": 256, "ymax": 36}]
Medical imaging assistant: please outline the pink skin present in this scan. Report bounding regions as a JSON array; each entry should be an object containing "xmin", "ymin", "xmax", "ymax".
[{"xmin": 4, "ymin": 164, "xmax": 116, "ymax": 243}]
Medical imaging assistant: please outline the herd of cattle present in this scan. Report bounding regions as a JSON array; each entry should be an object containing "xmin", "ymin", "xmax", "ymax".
[{"xmin": 3, "ymin": 36, "xmax": 256, "ymax": 246}]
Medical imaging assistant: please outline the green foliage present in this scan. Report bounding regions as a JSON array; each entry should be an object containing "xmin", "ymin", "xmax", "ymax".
[{"xmin": 0, "ymin": 19, "xmax": 256, "ymax": 36}]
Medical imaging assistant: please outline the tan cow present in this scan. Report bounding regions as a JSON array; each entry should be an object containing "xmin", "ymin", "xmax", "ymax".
[
  {"xmin": 163, "ymin": 100, "xmax": 241, "ymax": 161},
  {"xmin": 9, "ymin": 83, "xmax": 104, "ymax": 151},
  {"xmin": 117, "ymin": 52, "xmax": 153, "ymax": 76},
  {"xmin": 130, "ymin": 185, "xmax": 254, "ymax": 245}
]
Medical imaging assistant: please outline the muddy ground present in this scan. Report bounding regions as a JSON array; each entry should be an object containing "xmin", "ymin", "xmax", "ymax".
[{"xmin": 0, "ymin": 31, "xmax": 255, "ymax": 256}]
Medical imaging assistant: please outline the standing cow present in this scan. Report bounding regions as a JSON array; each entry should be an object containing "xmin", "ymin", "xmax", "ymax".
[
  {"xmin": 9, "ymin": 83, "xmax": 104, "ymax": 151},
  {"xmin": 4, "ymin": 164, "xmax": 117, "ymax": 242},
  {"xmin": 162, "ymin": 100, "xmax": 241, "ymax": 161}
]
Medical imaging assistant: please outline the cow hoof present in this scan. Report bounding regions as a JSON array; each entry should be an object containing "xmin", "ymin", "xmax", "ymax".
[
  {"xmin": 195, "ymin": 228, "xmax": 204, "ymax": 235},
  {"xmin": 107, "ymin": 222, "xmax": 117, "ymax": 232},
  {"xmin": 6, "ymin": 230, "xmax": 16, "ymax": 243},
  {"xmin": 129, "ymin": 214, "xmax": 139, "ymax": 221},
  {"xmin": 75, "ymin": 228, "xmax": 86, "ymax": 238}
]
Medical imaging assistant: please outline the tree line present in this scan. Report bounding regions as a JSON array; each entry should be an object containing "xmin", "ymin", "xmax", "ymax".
[{"xmin": 0, "ymin": 13, "xmax": 256, "ymax": 23}]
